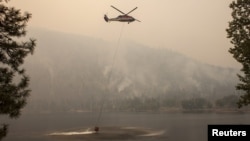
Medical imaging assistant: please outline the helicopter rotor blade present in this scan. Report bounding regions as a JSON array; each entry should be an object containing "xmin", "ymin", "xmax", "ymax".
[
  {"xmin": 111, "ymin": 5, "xmax": 125, "ymax": 15},
  {"xmin": 126, "ymin": 7, "xmax": 138, "ymax": 15},
  {"xmin": 135, "ymin": 19, "xmax": 141, "ymax": 22}
]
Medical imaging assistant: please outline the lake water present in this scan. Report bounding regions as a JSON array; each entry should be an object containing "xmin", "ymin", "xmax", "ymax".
[{"xmin": 3, "ymin": 112, "xmax": 250, "ymax": 141}]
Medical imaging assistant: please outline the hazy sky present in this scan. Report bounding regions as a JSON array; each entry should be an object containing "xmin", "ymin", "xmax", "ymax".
[{"xmin": 9, "ymin": 0, "xmax": 240, "ymax": 68}]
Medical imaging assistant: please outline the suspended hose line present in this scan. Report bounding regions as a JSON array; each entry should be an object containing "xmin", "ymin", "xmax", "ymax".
[{"xmin": 94, "ymin": 23, "xmax": 125, "ymax": 128}]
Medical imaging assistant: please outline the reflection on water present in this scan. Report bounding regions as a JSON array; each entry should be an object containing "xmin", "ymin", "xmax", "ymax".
[
  {"xmin": 139, "ymin": 130, "xmax": 165, "ymax": 137},
  {"xmin": 47, "ymin": 126, "xmax": 165, "ymax": 140},
  {"xmin": 48, "ymin": 128, "xmax": 94, "ymax": 135},
  {"xmin": 3, "ymin": 112, "xmax": 250, "ymax": 141}
]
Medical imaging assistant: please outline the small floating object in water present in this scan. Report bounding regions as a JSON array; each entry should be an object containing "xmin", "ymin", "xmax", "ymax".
[{"xmin": 94, "ymin": 126, "xmax": 99, "ymax": 133}]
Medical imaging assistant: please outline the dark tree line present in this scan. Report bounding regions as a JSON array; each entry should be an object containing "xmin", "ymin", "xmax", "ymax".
[
  {"xmin": 0, "ymin": 0, "xmax": 36, "ymax": 140},
  {"xmin": 227, "ymin": 0, "xmax": 250, "ymax": 108}
]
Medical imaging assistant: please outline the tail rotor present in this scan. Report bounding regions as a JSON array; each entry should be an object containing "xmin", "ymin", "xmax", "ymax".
[{"xmin": 104, "ymin": 14, "xmax": 109, "ymax": 22}]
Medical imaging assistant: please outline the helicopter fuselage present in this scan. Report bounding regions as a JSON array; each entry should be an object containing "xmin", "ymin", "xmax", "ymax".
[
  {"xmin": 114, "ymin": 15, "xmax": 135, "ymax": 22},
  {"xmin": 105, "ymin": 15, "xmax": 135, "ymax": 23}
]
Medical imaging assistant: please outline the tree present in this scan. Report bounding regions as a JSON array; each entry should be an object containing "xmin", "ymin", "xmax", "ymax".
[
  {"xmin": 0, "ymin": 0, "xmax": 36, "ymax": 140},
  {"xmin": 215, "ymin": 95, "xmax": 238, "ymax": 108},
  {"xmin": 226, "ymin": 0, "xmax": 250, "ymax": 108},
  {"xmin": 181, "ymin": 98, "xmax": 212, "ymax": 111}
]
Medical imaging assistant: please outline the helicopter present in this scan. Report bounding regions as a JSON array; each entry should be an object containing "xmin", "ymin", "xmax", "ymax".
[{"xmin": 104, "ymin": 5, "xmax": 141, "ymax": 24}]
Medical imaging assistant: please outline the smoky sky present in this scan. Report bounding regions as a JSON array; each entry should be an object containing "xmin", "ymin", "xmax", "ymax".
[{"xmin": 9, "ymin": 0, "xmax": 239, "ymax": 68}]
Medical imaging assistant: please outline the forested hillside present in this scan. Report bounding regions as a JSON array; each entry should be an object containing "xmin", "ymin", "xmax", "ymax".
[{"xmin": 24, "ymin": 29, "xmax": 239, "ymax": 112}]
